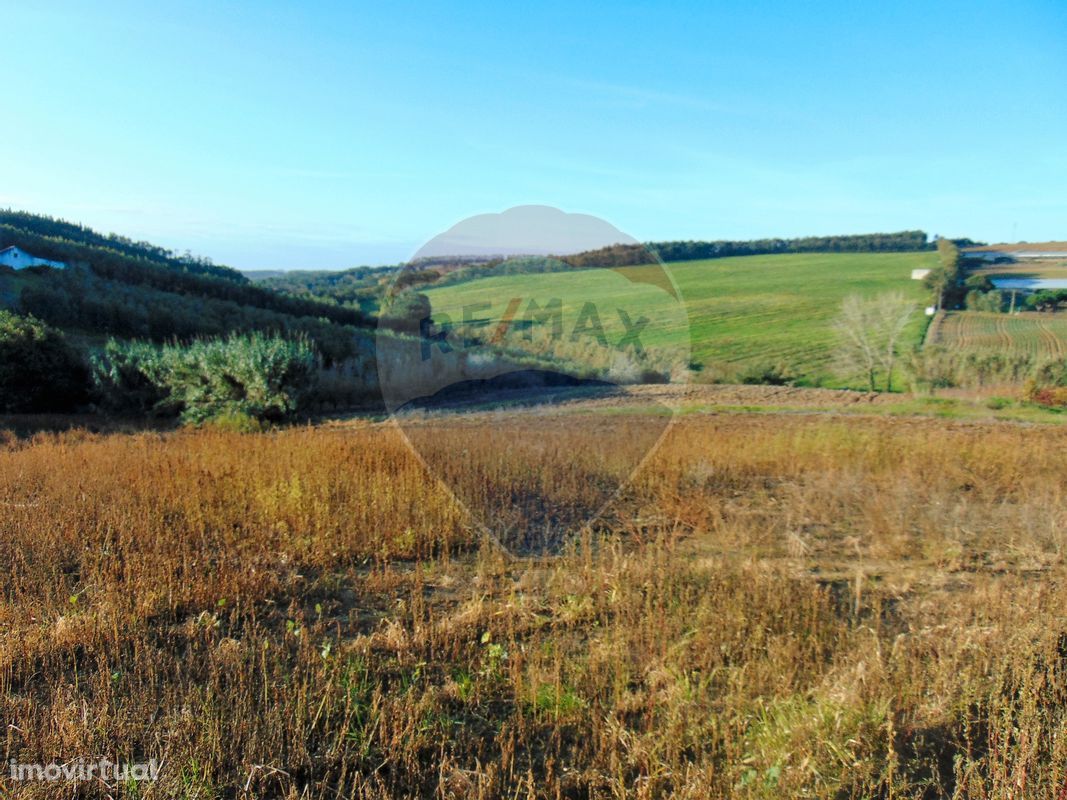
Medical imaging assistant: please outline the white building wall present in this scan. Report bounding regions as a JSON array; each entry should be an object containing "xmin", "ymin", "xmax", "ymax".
[{"xmin": 0, "ymin": 246, "xmax": 66, "ymax": 270}]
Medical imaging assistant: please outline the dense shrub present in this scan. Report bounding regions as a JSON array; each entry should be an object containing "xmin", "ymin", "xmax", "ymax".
[
  {"xmin": 737, "ymin": 360, "xmax": 797, "ymax": 386},
  {"xmin": 965, "ymin": 289, "xmax": 1005, "ymax": 312},
  {"xmin": 167, "ymin": 333, "xmax": 317, "ymax": 423},
  {"xmin": 1025, "ymin": 289, "xmax": 1067, "ymax": 312},
  {"xmin": 0, "ymin": 311, "xmax": 88, "ymax": 412},
  {"xmin": 904, "ymin": 348, "xmax": 960, "ymax": 392},
  {"xmin": 91, "ymin": 333, "xmax": 317, "ymax": 423},
  {"xmin": 1025, "ymin": 360, "xmax": 1067, "ymax": 407},
  {"xmin": 1026, "ymin": 383, "xmax": 1067, "ymax": 408},
  {"xmin": 378, "ymin": 291, "xmax": 432, "ymax": 334},
  {"xmin": 1031, "ymin": 359, "xmax": 1067, "ymax": 388},
  {"xmin": 906, "ymin": 347, "xmax": 1044, "ymax": 392},
  {"xmin": 90, "ymin": 339, "xmax": 173, "ymax": 415}
]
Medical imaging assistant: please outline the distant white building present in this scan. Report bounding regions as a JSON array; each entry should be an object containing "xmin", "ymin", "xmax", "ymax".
[
  {"xmin": 962, "ymin": 246, "xmax": 1067, "ymax": 263},
  {"xmin": 992, "ymin": 278, "xmax": 1067, "ymax": 291},
  {"xmin": 0, "ymin": 246, "xmax": 66, "ymax": 271},
  {"xmin": 961, "ymin": 250, "xmax": 1005, "ymax": 264},
  {"xmin": 1012, "ymin": 251, "xmax": 1067, "ymax": 259},
  {"xmin": 911, "ymin": 268, "xmax": 931, "ymax": 280}
]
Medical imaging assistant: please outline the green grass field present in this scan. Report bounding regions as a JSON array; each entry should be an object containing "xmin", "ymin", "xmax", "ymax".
[
  {"xmin": 425, "ymin": 252, "xmax": 936, "ymax": 385},
  {"xmin": 928, "ymin": 311, "xmax": 1067, "ymax": 359}
]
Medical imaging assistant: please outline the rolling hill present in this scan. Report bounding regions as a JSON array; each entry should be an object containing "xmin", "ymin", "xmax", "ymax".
[
  {"xmin": 0, "ymin": 211, "xmax": 374, "ymax": 364},
  {"xmin": 0, "ymin": 215, "xmax": 944, "ymax": 394},
  {"xmin": 424, "ymin": 251, "xmax": 937, "ymax": 385}
]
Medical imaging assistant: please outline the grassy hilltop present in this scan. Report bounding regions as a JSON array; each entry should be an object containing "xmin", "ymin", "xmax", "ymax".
[{"xmin": 426, "ymin": 251, "xmax": 936, "ymax": 385}]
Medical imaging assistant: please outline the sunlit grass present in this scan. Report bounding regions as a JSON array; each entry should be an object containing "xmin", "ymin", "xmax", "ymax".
[
  {"xmin": 426, "ymin": 251, "xmax": 936, "ymax": 385},
  {"xmin": 2, "ymin": 410, "xmax": 1066, "ymax": 797}
]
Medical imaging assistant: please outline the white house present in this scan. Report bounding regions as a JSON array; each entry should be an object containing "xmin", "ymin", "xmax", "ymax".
[
  {"xmin": 911, "ymin": 268, "xmax": 931, "ymax": 280},
  {"xmin": 0, "ymin": 246, "xmax": 66, "ymax": 271}
]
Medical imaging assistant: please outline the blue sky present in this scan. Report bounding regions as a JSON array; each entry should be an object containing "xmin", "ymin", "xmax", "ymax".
[{"xmin": 3, "ymin": 1, "xmax": 1065, "ymax": 269}]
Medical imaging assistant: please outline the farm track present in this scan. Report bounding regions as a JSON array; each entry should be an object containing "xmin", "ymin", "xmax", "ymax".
[{"xmin": 924, "ymin": 311, "xmax": 945, "ymax": 346}]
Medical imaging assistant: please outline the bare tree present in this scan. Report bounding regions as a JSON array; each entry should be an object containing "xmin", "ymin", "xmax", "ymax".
[{"xmin": 833, "ymin": 293, "xmax": 916, "ymax": 392}]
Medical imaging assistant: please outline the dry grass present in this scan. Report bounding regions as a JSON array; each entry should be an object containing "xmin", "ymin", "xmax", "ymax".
[{"xmin": 2, "ymin": 410, "xmax": 1067, "ymax": 798}]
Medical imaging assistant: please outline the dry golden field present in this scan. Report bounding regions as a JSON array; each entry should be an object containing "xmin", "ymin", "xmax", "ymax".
[{"xmin": 2, "ymin": 407, "xmax": 1067, "ymax": 798}]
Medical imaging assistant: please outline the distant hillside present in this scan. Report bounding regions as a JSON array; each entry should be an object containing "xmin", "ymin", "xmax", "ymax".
[
  {"xmin": 259, "ymin": 265, "xmax": 400, "ymax": 316},
  {"xmin": 0, "ymin": 211, "xmax": 373, "ymax": 363},
  {"xmin": 243, "ymin": 270, "xmax": 288, "ymax": 281},
  {"xmin": 425, "ymin": 250, "xmax": 937, "ymax": 387},
  {"xmin": 259, "ymin": 232, "xmax": 936, "ymax": 308},
  {"xmin": 0, "ymin": 210, "xmax": 243, "ymax": 282}
]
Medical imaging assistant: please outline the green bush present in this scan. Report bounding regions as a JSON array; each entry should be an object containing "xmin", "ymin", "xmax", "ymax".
[
  {"xmin": 965, "ymin": 289, "xmax": 1005, "ymax": 312},
  {"xmin": 1025, "ymin": 289, "xmax": 1067, "ymax": 312},
  {"xmin": 90, "ymin": 339, "xmax": 173, "ymax": 415},
  {"xmin": 737, "ymin": 360, "xmax": 797, "ymax": 386},
  {"xmin": 0, "ymin": 311, "xmax": 88, "ymax": 412},
  {"xmin": 166, "ymin": 333, "xmax": 317, "ymax": 424},
  {"xmin": 90, "ymin": 333, "xmax": 317, "ymax": 423}
]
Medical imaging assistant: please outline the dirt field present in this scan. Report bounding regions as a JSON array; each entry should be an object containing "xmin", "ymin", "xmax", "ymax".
[
  {"xmin": 355, "ymin": 383, "xmax": 896, "ymax": 420},
  {"xmin": 563, "ymin": 382, "xmax": 893, "ymax": 408}
]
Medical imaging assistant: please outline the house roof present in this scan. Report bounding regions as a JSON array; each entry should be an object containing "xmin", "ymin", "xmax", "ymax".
[{"xmin": 0, "ymin": 246, "xmax": 18, "ymax": 254}]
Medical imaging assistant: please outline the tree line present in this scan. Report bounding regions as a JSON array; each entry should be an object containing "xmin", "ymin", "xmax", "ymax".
[
  {"xmin": 563, "ymin": 230, "xmax": 934, "ymax": 268},
  {"xmin": 18, "ymin": 267, "xmax": 369, "ymax": 365}
]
